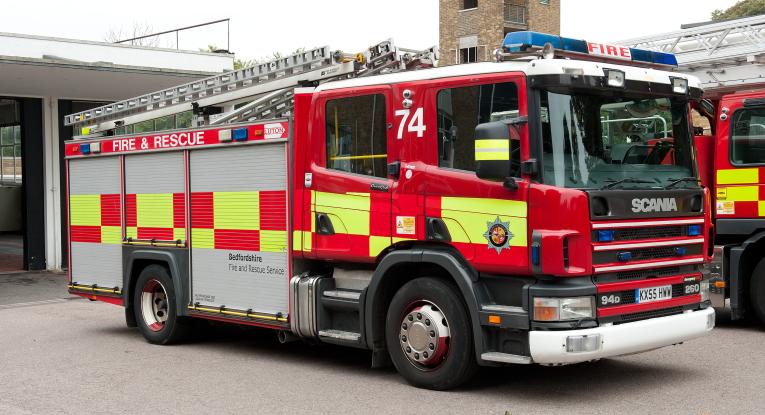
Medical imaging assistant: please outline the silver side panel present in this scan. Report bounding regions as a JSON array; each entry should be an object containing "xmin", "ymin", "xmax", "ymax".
[
  {"xmin": 70, "ymin": 242, "xmax": 122, "ymax": 289},
  {"xmin": 290, "ymin": 275, "xmax": 322, "ymax": 338},
  {"xmin": 68, "ymin": 157, "xmax": 122, "ymax": 290},
  {"xmin": 189, "ymin": 144, "xmax": 289, "ymax": 315},
  {"xmin": 69, "ymin": 157, "xmax": 120, "ymax": 196},
  {"xmin": 125, "ymin": 152, "xmax": 185, "ymax": 194}
]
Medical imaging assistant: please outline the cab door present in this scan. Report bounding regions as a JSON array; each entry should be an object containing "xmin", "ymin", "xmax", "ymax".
[
  {"xmin": 305, "ymin": 86, "xmax": 394, "ymax": 262},
  {"xmin": 407, "ymin": 74, "xmax": 531, "ymax": 275}
]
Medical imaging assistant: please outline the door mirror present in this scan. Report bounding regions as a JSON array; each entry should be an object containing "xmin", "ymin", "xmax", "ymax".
[
  {"xmin": 699, "ymin": 99, "xmax": 715, "ymax": 119},
  {"xmin": 475, "ymin": 121, "xmax": 512, "ymax": 182}
]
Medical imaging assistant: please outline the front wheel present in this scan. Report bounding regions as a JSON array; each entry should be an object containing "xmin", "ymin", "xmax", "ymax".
[
  {"xmin": 749, "ymin": 259, "xmax": 765, "ymax": 325},
  {"xmin": 133, "ymin": 264, "xmax": 190, "ymax": 344},
  {"xmin": 385, "ymin": 277, "xmax": 478, "ymax": 390}
]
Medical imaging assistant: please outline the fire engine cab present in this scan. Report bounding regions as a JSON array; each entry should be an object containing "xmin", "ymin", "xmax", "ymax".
[{"xmin": 64, "ymin": 33, "xmax": 715, "ymax": 390}]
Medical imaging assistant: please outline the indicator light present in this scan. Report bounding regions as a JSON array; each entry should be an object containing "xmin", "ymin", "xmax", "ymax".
[
  {"xmin": 488, "ymin": 315, "xmax": 501, "ymax": 324},
  {"xmin": 232, "ymin": 128, "xmax": 248, "ymax": 141},
  {"xmin": 80, "ymin": 143, "xmax": 91, "ymax": 154},
  {"xmin": 219, "ymin": 129, "xmax": 232, "ymax": 142},
  {"xmin": 531, "ymin": 244, "xmax": 540, "ymax": 265}
]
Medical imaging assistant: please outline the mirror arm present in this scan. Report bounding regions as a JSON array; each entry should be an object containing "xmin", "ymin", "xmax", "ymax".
[{"xmin": 503, "ymin": 176, "xmax": 519, "ymax": 191}]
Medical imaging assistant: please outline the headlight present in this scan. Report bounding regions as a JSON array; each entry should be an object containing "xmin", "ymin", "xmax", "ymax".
[
  {"xmin": 700, "ymin": 279, "xmax": 710, "ymax": 302},
  {"xmin": 533, "ymin": 296, "xmax": 595, "ymax": 321}
]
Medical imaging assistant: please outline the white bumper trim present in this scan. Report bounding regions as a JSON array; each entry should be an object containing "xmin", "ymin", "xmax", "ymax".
[{"xmin": 529, "ymin": 307, "xmax": 715, "ymax": 365}]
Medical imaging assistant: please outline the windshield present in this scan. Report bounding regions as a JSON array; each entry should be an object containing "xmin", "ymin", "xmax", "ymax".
[{"xmin": 539, "ymin": 89, "xmax": 696, "ymax": 189}]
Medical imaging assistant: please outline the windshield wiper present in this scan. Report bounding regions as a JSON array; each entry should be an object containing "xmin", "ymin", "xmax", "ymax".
[
  {"xmin": 664, "ymin": 177, "xmax": 701, "ymax": 189},
  {"xmin": 601, "ymin": 178, "xmax": 653, "ymax": 190}
]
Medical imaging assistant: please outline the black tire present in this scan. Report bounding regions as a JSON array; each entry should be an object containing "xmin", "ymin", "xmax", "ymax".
[
  {"xmin": 749, "ymin": 259, "xmax": 765, "ymax": 324},
  {"xmin": 133, "ymin": 264, "xmax": 190, "ymax": 345},
  {"xmin": 385, "ymin": 277, "xmax": 478, "ymax": 390}
]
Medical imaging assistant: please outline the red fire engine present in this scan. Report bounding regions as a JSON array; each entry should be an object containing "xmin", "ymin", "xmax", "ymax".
[
  {"xmin": 64, "ymin": 33, "xmax": 715, "ymax": 390},
  {"xmin": 616, "ymin": 15, "xmax": 765, "ymax": 324}
]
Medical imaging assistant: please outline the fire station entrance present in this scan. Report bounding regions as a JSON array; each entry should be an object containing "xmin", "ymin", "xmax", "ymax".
[{"xmin": 0, "ymin": 98, "xmax": 24, "ymax": 272}]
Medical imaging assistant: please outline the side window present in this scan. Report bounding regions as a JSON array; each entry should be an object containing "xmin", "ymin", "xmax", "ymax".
[
  {"xmin": 436, "ymin": 82, "xmax": 520, "ymax": 175},
  {"xmin": 730, "ymin": 107, "xmax": 765, "ymax": 165},
  {"xmin": 325, "ymin": 94, "xmax": 387, "ymax": 178}
]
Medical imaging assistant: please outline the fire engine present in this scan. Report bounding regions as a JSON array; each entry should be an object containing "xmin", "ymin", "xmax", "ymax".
[
  {"xmin": 64, "ymin": 33, "xmax": 715, "ymax": 390},
  {"xmin": 616, "ymin": 15, "xmax": 765, "ymax": 324}
]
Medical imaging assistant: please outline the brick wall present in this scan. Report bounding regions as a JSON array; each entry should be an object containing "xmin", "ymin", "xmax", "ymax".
[{"xmin": 439, "ymin": 0, "xmax": 560, "ymax": 66}]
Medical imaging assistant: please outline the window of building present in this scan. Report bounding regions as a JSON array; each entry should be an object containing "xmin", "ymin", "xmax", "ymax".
[
  {"xmin": 436, "ymin": 82, "xmax": 520, "ymax": 174},
  {"xmin": 0, "ymin": 99, "xmax": 21, "ymax": 185},
  {"xmin": 539, "ymin": 0, "xmax": 550, "ymax": 4},
  {"xmin": 460, "ymin": 47, "xmax": 478, "ymax": 63},
  {"xmin": 462, "ymin": 0, "xmax": 478, "ymax": 10},
  {"xmin": 326, "ymin": 94, "xmax": 387, "ymax": 178},
  {"xmin": 730, "ymin": 107, "xmax": 765, "ymax": 165}
]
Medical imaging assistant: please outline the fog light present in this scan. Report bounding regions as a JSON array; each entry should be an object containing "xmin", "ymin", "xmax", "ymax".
[
  {"xmin": 672, "ymin": 77, "xmax": 688, "ymax": 94},
  {"xmin": 566, "ymin": 334, "xmax": 601, "ymax": 353}
]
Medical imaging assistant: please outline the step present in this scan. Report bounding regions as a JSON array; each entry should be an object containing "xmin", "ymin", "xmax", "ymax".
[
  {"xmin": 323, "ymin": 290, "xmax": 361, "ymax": 301},
  {"xmin": 318, "ymin": 329, "xmax": 362, "ymax": 342},
  {"xmin": 481, "ymin": 304, "xmax": 525, "ymax": 313},
  {"xmin": 481, "ymin": 352, "xmax": 532, "ymax": 365}
]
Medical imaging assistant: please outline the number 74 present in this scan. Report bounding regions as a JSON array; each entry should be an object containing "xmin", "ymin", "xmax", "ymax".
[{"xmin": 394, "ymin": 108, "xmax": 426, "ymax": 139}]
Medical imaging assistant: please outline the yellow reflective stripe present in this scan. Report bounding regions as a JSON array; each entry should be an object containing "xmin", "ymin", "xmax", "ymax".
[
  {"xmin": 314, "ymin": 191, "xmax": 370, "ymax": 211},
  {"xmin": 330, "ymin": 154, "xmax": 387, "ymax": 161},
  {"xmin": 724, "ymin": 186, "xmax": 759, "ymax": 201},
  {"xmin": 369, "ymin": 236, "xmax": 390, "ymax": 257},
  {"xmin": 475, "ymin": 139, "xmax": 510, "ymax": 161},
  {"xmin": 293, "ymin": 230, "xmax": 302, "ymax": 251},
  {"xmin": 392, "ymin": 237, "xmax": 416, "ymax": 244},
  {"xmin": 187, "ymin": 305, "xmax": 288, "ymax": 322},
  {"xmin": 101, "ymin": 226, "xmax": 122, "ymax": 244},
  {"xmin": 760, "ymin": 202, "xmax": 765, "ymax": 217},
  {"xmin": 442, "ymin": 211, "xmax": 528, "ymax": 247},
  {"xmin": 320, "ymin": 207, "xmax": 367, "ymax": 235},
  {"xmin": 214, "ymin": 191, "xmax": 259, "ymax": 230},
  {"xmin": 302, "ymin": 231, "xmax": 312, "ymax": 252},
  {"xmin": 442, "ymin": 218, "xmax": 471, "ymax": 243},
  {"xmin": 261, "ymin": 230, "xmax": 287, "ymax": 252},
  {"xmin": 69, "ymin": 284, "xmax": 121, "ymax": 294},
  {"xmin": 126, "ymin": 227, "xmax": 137, "ymax": 239},
  {"xmin": 717, "ymin": 168, "xmax": 759, "ymax": 185},
  {"xmin": 441, "ymin": 197, "xmax": 528, "ymax": 218},
  {"xmin": 136, "ymin": 194, "xmax": 173, "ymax": 228},
  {"xmin": 191, "ymin": 228, "xmax": 214, "ymax": 249},
  {"xmin": 173, "ymin": 228, "xmax": 186, "ymax": 241},
  {"xmin": 70, "ymin": 195, "xmax": 101, "ymax": 226}
]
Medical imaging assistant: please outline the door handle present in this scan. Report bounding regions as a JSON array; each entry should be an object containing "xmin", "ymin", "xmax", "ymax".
[
  {"xmin": 315, "ymin": 213, "xmax": 335, "ymax": 235},
  {"xmin": 426, "ymin": 217, "xmax": 452, "ymax": 242}
]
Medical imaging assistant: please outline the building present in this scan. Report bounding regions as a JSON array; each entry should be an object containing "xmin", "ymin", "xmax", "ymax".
[
  {"xmin": 439, "ymin": 0, "xmax": 560, "ymax": 65},
  {"xmin": 0, "ymin": 32, "xmax": 233, "ymax": 273}
]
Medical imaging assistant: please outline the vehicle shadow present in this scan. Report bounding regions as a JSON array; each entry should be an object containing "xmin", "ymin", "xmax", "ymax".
[{"xmin": 712, "ymin": 307, "xmax": 765, "ymax": 332}]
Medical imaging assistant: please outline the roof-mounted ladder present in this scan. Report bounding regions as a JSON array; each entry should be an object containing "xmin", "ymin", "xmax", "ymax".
[{"xmin": 66, "ymin": 39, "xmax": 437, "ymax": 136}]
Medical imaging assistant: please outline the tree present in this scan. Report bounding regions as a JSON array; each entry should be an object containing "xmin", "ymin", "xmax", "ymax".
[
  {"xmin": 711, "ymin": 0, "xmax": 765, "ymax": 21},
  {"xmin": 201, "ymin": 45, "xmax": 308, "ymax": 70},
  {"xmin": 104, "ymin": 22, "xmax": 162, "ymax": 47}
]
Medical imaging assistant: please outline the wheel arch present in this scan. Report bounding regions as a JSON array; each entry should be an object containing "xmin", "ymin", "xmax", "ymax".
[
  {"xmin": 364, "ymin": 245, "xmax": 485, "ymax": 362},
  {"xmin": 123, "ymin": 249, "xmax": 188, "ymax": 320},
  {"xmin": 730, "ymin": 231, "xmax": 765, "ymax": 318}
]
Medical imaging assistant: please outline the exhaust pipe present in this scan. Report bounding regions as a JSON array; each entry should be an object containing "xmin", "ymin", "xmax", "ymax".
[{"xmin": 277, "ymin": 330, "xmax": 299, "ymax": 344}]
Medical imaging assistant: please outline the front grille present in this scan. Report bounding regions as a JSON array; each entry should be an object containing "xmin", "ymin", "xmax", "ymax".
[
  {"xmin": 629, "ymin": 246, "xmax": 680, "ymax": 261},
  {"xmin": 616, "ymin": 306, "xmax": 684, "ymax": 324},
  {"xmin": 613, "ymin": 226, "xmax": 684, "ymax": 241},
  {"xmin": 614, "ymin": 266, "xmax": 681, "ymax": 281}
]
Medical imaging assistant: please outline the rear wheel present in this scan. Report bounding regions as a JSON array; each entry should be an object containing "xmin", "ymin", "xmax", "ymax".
[
  {"xmin": 133, "ymin": 264, "xmax": 190, "ymax": 344},
  {"xmin": 385, "ymin": 277, "xmax": 478, "ymax": 390},
  {"xmin": 749, "ymin": 259, "xmax": 765, "ymax": 324}
]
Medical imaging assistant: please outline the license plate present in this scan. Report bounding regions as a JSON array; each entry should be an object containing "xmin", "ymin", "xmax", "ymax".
[{"xmin": 635, "ymin": 285, "xmax": 672, "ymax": 304}]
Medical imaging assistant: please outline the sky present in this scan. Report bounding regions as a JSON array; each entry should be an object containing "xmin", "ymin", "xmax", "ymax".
[{"xmin": 0, "ymin": 0, "xmax": 742, "ymax": 62}]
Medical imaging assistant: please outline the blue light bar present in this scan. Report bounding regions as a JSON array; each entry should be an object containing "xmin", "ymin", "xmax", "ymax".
[
  {"xmin": 597, "ymin": 230, "xmax": 615, "ymax": 242},
  {"xmin": 502, "ymin": 31, "xmax": 678, "ymax": 67},
  {"xmin": 687, "ymin": 224, "xmax": 702, "ymax": 237},
  {"xmin": 617, "ymin": 252, "xmax": 632, "ymax": 262}
]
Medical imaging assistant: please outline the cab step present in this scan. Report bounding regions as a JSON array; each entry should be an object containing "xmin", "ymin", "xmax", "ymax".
[
  {"xmin": 319, "ymin": 329, "xmax": 362, "ymax": 342},
  {"xmin": 481, "ymin": 352, "xmax": 532, "ymax": 365}
]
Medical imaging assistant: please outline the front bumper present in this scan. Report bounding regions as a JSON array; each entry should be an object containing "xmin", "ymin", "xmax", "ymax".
[{"xmin": 528, "ymin": 307, "xmax": 715, "ymax": 364}]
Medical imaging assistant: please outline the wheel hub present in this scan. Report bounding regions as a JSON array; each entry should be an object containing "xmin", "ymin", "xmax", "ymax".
[
  {"xmin": 399, "ymin": 303, "xmax": 450, "ymax": 366},
  {"xmin": 140, "ymin": 279, "xmax": 169, "ymax": 332}
]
